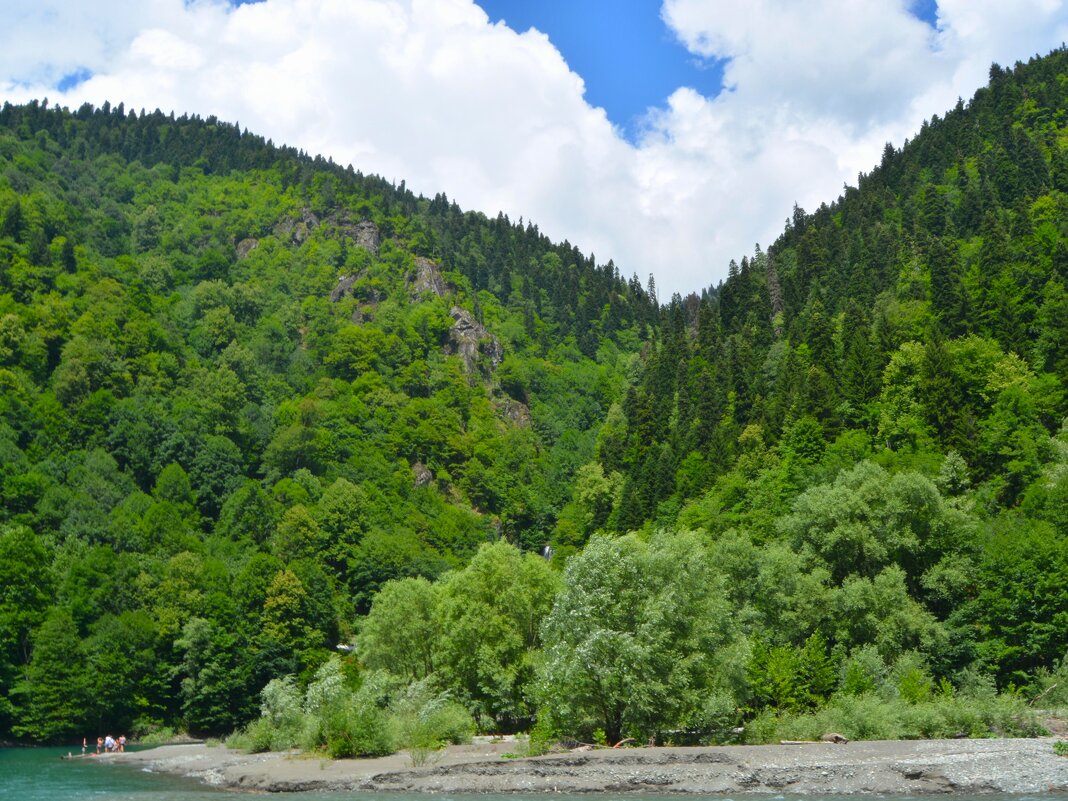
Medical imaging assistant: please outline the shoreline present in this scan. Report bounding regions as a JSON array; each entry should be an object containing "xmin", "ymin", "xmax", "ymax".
[{"xmin": 98, "ymin": 737, "xmax": 1068, "ymax": 794}]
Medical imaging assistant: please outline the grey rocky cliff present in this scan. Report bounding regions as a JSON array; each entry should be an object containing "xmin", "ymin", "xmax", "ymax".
[
  {"xmin": 447, "ymin": 306, "xmax": 503, "ymax": 374},
  {"xmin": 410, "ymin": 257, "xmax": 447, "ymax": 297},
  {"xmin": 411, "ymin": 461, "xmax": 434, "ymax": 488},
  {"xmin": 272, "ymin": 208, "xmax": 380, "ymax": 255},
  {"xmin": 273, "ymin": 208, "xmax": 320, "ymax": 244},
  {"xmin": 350, "ymin": 219, "xmax": 381, "ymax": 255},
  {"xmin": 330, "ymin": 274, "xmax": 359, "ymax": 303}
]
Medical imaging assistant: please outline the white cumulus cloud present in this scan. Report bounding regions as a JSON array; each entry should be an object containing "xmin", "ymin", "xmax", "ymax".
[{"xmin": 1, "ymin": 0, "xmax": 1066, "ymax": 296}]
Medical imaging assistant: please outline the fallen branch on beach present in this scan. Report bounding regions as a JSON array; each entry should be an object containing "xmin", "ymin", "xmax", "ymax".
[
  {"xmin": 780, "ymin": 733, "xmax": 850, "ymax": 745},
  {"xmin": 569, "ymin": 737, "xmax": 640, "ymax": 751},
  {"xmin": 1029, "ymin": 682, "xmax": 1057, "ymax": 706}
]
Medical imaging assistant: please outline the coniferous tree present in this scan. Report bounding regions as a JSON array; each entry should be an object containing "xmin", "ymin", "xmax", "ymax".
[
  {"xmin": 838, "ymin": 301, "xmax": 876, "ymax": 423},
  {"xmin": 925, "ymin": 236, "xmax": 967, "ymax": 336},
  {"xmin": 919, "ymin": 331, "xmax": 967, "ymax": 455},
  {"xmin": 1035, "ymin": 279, "xmax": 1068, "ymax": 383},
  {"xmin": 14, "ymin": 610, "xmax": 91, "ymax": 742}
]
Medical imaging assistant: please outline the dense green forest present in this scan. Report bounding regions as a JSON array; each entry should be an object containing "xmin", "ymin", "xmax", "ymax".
[
  {"xmin": 0, "ymin": 95, "xmax": 655, "ymax": 741},
  {"xmin": 2, "ymin": 49, "xmax": 1068, "ymax": 749}
]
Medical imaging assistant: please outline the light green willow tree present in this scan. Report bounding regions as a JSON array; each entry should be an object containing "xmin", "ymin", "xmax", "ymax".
[
  {"xmin": 357, "ymin": 576, "xmax": 442, "ymax": 683},
  {"xmin": 538, "ymin": 531, "xmax": 744, "ymax": 744},
  {"xmin": 436, "ymin": 542, "xmax": 560, "ymax": 729}
]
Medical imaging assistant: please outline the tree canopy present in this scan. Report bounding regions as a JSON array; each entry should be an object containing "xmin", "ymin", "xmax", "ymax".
[{"xmin": 2, "ymin": 48, "xmax": 1068, "ymax": 744}]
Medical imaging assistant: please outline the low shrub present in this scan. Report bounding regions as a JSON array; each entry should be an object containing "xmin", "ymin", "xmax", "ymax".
[
  {"xmin": 390, "ymin": 680, "xmax": 475, "ymax": 765},
  {"xmin": 323, "ymin": 702, "xmax": 394, "ymax": 759},
  {"xmin": 238, "ymin": 676, "xmax": 305, "ymax": 752},
  {"xmin": 137, "ymin": 726, "xmax": 179, "ymax": 746},
  {"xmin": 525, "ymin": 714, "xmax": 557, "ymax": 757},
  {"xmin": 743, "ymin": 691, "xmax": 1043, "ymax": 743},
  {"xmin": 1030, "ymin": 655, "xmax": 1068, "ymax": 710}
]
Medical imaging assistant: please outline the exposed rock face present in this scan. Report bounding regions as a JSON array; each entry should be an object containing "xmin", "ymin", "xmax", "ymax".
[
  {"xmin": 325, "ymin": 212, "xmax": 380, "ymax": 255},
  {"xmin": 273, "ymin": 208, "xmax": 380, "ymax": 255},
  {"xmin": 351, "ymin": 220, "xmax": 381, "ymax": 255},
  {"xmin": 236, "ymin": 238, "xmax": 259, "ymax": 259},
  {"xmin": 273, "ymin": 208, "xmax": 320, "ymax": 244},
  {"xmin": 411, "ymin": 257, "xmax": 447, "ymax": 297},
  {"xmin": 495, "ymin": 397, "xmax": 532, "ymax": 428},
  {"xmin": 330, "ymin": 274, "xmax": 358, "ymax": 303},
  {"xmin": 480, "ymin": 332, "xmax": 505, "ymax": 368},
  {"xmin": 411, "ymin": 461, "xmax": 434, "ymax": 488},
  {"xmin": 447, "ymin": 306, "xmax": 503, "ymax": 374}
]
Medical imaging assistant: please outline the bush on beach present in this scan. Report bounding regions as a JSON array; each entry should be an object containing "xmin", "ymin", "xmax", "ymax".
[
  {"xmin": 736, "ymin": 644, "xmax": 1050, "ymax": 745},
  {"xmin": 390, "ymin": 678, "xmax": 475, "ymax": 762},
  {"xmin": 744, "ymin": 688, "xmax": 1044, "ymax": 744},
  {"xmin": 226, "ymin": 657, "xmax": 474, "ymax": 759}
]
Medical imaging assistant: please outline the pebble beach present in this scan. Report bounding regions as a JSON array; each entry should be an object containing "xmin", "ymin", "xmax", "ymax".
[{"xmin": 99, "ymin": 737, "xmax": 1068, "ymax": 794}]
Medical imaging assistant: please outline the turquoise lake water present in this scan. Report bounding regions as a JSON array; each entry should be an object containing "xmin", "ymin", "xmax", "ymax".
[
  {"xmin": 1, "ymin": 746, "xmax": 1063, "ymax": 801},
  {"xmin": 0, "ymin": 746, "xmax": 226, "ymax": 800}
]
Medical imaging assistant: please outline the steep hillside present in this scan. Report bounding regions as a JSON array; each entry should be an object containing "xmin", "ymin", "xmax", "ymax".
[
  {"xmin": 583, "ymin": 49, "xmax": 1068, "ymax": 688},
  {"xmin": 0, "ymin": 100, "xmax": 653, "ymax": 740},
  {"xmin": 4, "ymin": 48, "xmax": 1068, "ymax": 749}
]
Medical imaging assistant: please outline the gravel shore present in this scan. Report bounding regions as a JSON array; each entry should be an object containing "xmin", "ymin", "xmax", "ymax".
[{"xmin": 100, "ymin": 737, "xmax": 1068, "ymax": 794}]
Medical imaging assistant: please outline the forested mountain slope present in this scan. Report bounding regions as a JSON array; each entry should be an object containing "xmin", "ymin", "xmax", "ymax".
[
  {"xmin": 0, "ymin": 99, "xmax": 655, "ymax": 740},
  {"xmin": 574, "ymin": 49, "xmax": 1068, "ymax": 692},
  {"xmin": 3, "ymin": 48, "xmax": 1068, "ymax": 749}
]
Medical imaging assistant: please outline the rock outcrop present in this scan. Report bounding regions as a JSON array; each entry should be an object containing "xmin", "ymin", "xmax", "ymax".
[
  {"xmin": 272, "ymin": 208, "xmax": 380, "ymax": 255},
  {"xmin": 236, "ymin": 237, "xmax": 259, "ymax": 259},
  {"xmin": 273, "ymin": 208, "xmax": 320, "ymax": 244},
  {"xmin": 330, "ymin": 274, "xmax": 359, "ymax": 303},
  {"xmin": 350, "ymin": 219, "xmax": 381, "ymax": 255},
  {"xmin": 495, "ymin": 397, "xmax": 532, "ymax": 428},
  {"xmin": 322, "ymin": 212, "xmax": 380, "ymax": 255},
  {"xmin": 411, "ymin": 461, "xmax": 434, "ymax": 488},
  {"xmin": 411, "ymin": 257, "xmax": 447, "ymax": 297},
  {"xmin": 447, "ymin": 306, "xmax": 503, "ymax": 374}
]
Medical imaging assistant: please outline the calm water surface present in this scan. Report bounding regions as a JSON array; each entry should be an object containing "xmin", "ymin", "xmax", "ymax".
[
  {"xmin": 1, "ymin": 747, "xmax": 1062, "ymax": 801},
  {"xmin": 0, "ymin": 746, "xmax": 225, "ymax": 800}
]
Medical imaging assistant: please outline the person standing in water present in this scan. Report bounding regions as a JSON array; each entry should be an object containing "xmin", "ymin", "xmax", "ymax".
[{"xmin": 81, "ymin": 737, "xmax": 86, "ymax": 755}]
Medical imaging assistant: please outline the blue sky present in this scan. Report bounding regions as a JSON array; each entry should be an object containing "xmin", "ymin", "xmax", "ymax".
[
  {"xmin": 476, "ymin": 0, "xmax": 939, "ymax": 141},
  {"xmin": 1, "ymin": 0, "xmax": 1065, "ymax": 295},
  {"xmin": 477, "ymin": 0, "xmax": 726, "ymax": 139}
]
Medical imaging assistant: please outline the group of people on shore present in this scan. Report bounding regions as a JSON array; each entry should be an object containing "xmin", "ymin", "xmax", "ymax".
[{"xmin": 82, "ymin": 734, "xmax": 126, "ymax": 754}]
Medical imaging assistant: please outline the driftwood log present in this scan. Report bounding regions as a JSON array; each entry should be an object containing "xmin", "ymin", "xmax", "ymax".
[
  {"xmin": 570, "ymin": 737, "xmax": 640, "ymax": 752},
  {"xmin": 780, "ymin": 733, "xmax": 850, "ymax": 745}
]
